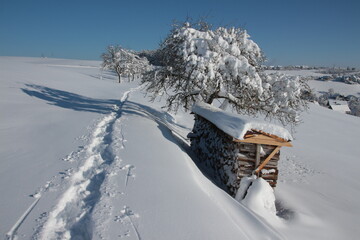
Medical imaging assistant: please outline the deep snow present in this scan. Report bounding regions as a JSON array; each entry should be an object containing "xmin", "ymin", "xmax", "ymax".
[{"xmin": 1, "ymin": 57, "xmax": 360, "ymax": 239}]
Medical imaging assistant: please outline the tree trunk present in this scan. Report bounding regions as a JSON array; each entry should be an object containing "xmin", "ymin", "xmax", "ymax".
[
  {"xmin": 206, "ymin": 91, "xmax": 219, "ymax": 104},
  {"xmin": 116, "ymin": 65, "xmax": 121, "ymax": 83},
  {"xmin": 116, "ymin": 70, "xmax": 121, "ymax": 83},
  {"xmin": 206, "ymin": 82, "xmax": 221, "ymax": 104}
]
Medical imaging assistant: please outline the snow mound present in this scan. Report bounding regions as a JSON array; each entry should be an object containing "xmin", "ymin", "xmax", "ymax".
[
  {"xmin": 235, "ymin": 175, "xmax": 257, "ymax": 201},
  {"xmin": 192, "ymin": 101, "xmax": 293, "ymax": 140},
  {"xmin": 242, "ymin": 178, "xmax": 276, "ymax": 215},
  {"xmin": 238, "ymin": 177, "xmax": 279, "ymax": 223}
]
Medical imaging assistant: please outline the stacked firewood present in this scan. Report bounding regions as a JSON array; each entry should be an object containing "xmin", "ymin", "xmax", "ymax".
[{"xmin": 188, "ymin": 115, "xmax": 280, "ymax": 196}]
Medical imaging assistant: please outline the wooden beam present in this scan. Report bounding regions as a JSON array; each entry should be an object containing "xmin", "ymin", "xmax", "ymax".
[
  {"xmin": 254, "ymin": 146, "xmax": 281, "ymax": 174},
  {"xmin": 234, "ymin": 135, "xmax": 293, "ymax": 147},
  {"xmin": 255, "ymin": 144, "xmax": 261, "ymax": 176}
]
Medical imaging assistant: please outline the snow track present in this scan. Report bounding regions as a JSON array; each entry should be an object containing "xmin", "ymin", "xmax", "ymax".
[{"xmin": 39, "ymin": 89, "xmax": 134, "ymax": 240}]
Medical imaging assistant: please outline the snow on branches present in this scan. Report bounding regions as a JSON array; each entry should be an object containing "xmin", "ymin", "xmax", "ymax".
[
  {"xmin": 260, "ymin": 73, "xmax": 310, "ymax": 125},
  {"xmin": 143, "ymin": 22, "xmax": 309, "ymax": 126},
  {"xmin": 101, "ymin": 45, "xmax": 150, "ymax": 83}
]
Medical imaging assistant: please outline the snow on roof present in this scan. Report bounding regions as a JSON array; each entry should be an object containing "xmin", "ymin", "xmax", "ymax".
[
  {"xmin": 328, "ymin": 100, "xmax": 351, "ymax": 113},
  {"xmin": 192, "ymin": 102, "xmax": 293, "ymax": 141}
]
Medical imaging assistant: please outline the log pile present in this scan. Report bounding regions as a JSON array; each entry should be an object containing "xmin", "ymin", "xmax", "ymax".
[
  {"xmin": 237, "ymin": 143, "xmax": 280, "ymax": 187},
  {"xmin": 188, "ymin": 115, "xmax": 282, "ymax": 196}
]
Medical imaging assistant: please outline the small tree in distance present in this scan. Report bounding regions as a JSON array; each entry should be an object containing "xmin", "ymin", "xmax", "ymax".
[
  {"xmin": 101, "ymin": 45, "xmax": 149, "ymax": 83},
  {"xmin": 101, "ymin": 45, "xmax": 123, "ymax": 83},
  {"xmin": 142, "ymin": 21, "xmax": 309, "ymax": 126}
]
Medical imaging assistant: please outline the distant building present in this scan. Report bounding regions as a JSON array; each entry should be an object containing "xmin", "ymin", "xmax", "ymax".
[
  {"xmin": 316, "ymin": 76, "xmax": 332, "ymax": 81},
  {"xmin": 328, "ymin": 100, "xmax": 351, "ymax": 114}
]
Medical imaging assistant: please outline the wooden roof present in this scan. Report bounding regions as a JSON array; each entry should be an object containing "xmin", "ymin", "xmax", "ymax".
[{"xmin": 233, "ymin": 129, "xmax": 293, "ymax": 147}]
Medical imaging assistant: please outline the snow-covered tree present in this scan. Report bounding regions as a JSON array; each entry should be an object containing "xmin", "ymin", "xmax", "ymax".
[
  {"xmin": 101, "ymin": 45, "xmax": 123, "ymax": 83},
  {"xmin": 143, "ymin": 22, "xmax": 309, "ymax": 125},
  {"xmin": 259, "ymin": 73, "xmax": 310, "ymax": 124},
  {"xmin": 101, "ymin": 45, "xmax": 150, "ymax": 83},
  {"xmin": 125, "ymin": 52, "xmax": 151, "ymax": 81},
  {"xmin": 348, "ymin": 97, "xmax": 360, "ymax": 116},
  {"xmin": 138, "ymin": 50, "xmax": 162, "ymax": 67}
]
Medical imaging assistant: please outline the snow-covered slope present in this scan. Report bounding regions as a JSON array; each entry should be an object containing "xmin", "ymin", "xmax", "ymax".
[
  {"xmin": 278, "ymin": 104, "xmax": 360, "ymax": 239},
  {"xmin": 1, "ymin": 57, "xmax": 360, "ymax": 239},
  {"xmin": 0, "ymin": 57, "xmax": 138, "ymax": 239}
]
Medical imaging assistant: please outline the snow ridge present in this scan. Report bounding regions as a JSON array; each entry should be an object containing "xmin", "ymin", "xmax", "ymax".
[{"xmin": 39, "ymin": 89, "xmax": 134, "ymax": 240}]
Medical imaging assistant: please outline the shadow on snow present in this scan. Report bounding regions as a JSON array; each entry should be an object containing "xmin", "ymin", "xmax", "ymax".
[
  {"xmin": 21, "ymin": 84, "xmax": 120, "ymax": 114},
  {"xmin": 122, "ymin": 101, "xmax": 228, "ymax": 192},
  {"xmin": 20, "ymin": 83, "xmax": 227, "ymax": 195}
]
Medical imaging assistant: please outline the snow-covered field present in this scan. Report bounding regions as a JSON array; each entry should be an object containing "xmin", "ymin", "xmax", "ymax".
[{"xmin": 1, "ymin": 57, "xmax": 360, "ymax": 239}]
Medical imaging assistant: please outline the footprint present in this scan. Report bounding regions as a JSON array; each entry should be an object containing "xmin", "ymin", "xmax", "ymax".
[
  {"xmin": 119, "ymin": 206, "xmax": 140, "ymax": 240},
  {"xmin": 35, "ymin": 212, "xmax": 48, "ymax": 222},
  {"xmin": 59, "ymin": 168, "xmax": 74, "ymax": 179},
  {"xmin": 121, "ymin": 206, "xmax": 137, "ymax": 218},
  {"xmin": 62, "ymin": 147, "xmax": 84, "ymax": 162},
  {"xmin": 114, "ymin": 215, "xmax": 125, "ymax": 223},
  {"xmin": 118, "ymin": 230, "xmax": 130, "ymax": 238}
]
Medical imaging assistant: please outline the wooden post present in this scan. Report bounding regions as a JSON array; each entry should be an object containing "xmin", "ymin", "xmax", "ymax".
[{"xmin": 255, "ymin": 144, "xmax": 261, "ymax": 176}]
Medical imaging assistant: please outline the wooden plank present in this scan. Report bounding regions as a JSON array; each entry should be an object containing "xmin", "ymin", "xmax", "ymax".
[
  {"xmin": 239, "ymin": 166, "xmax": 254, "ymax": 170},
  {"xmin": 240, "ymin": 167, "xmax": 255, "ymax": 171},
  {"xmin": 254, "ymin": 146, "xmax": 281, "ymax": 174},
  {"xmin": 261, "ymin": 172, "xmax": 278, "ymax": 177},
  {"xmin": 238, "ymin": 163, "xmax": 255, "ymax": 168},
  {"xmin": 255, "ymin": 144, "xmax": 261, "ymax": 167},
  {"xmin": 255, "ymin": 144, "xmax": 261, "ymax": 176},
  {"xmin": 239, "ymin": 144, "xmax": 256, "ymax": 152},
  {"xmin": 261, "ymin": 175, "xmax": 278, "ymax": 181},
  {"xmin": 261, "ymin": 157, "xmax": 280, "ymax": 163},
  {"xmin": 234, "ymin": 134, "xmax": 292, "ymax": 147},
  {"xmin": 261, "ymin": 154, "xmax": 280, "ymax": 161},
  {"xmin": 260, "ymin": 163, "xmax": 278, "ymax": 168},
  {"xmin": 238, "ymin": 156, "xmax": 255, "ymax": 162},
  {"xmin": 244, "ymin": 152, "xmax": 280, "ymax": 160},
  {"xmin": 239, "ymin": 165, "xmax": 255, "ymax": 170},
  {"xmin": 238, "ymin": 144, "xmax": 278, "ymax": 154},
  {"xmin": 237, "ymin": 155, "xmax": 255, "ymax": 161}
]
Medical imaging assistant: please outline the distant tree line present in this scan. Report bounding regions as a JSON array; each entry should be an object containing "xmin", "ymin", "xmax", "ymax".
[{"xmin": 262, "ymin": 65, "xmax": 357, "ymax": 72}]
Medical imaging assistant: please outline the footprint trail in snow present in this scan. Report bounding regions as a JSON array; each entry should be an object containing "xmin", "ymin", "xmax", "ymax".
[{"xmin": 39, "ymin": 89, "xmax": 137, "ymax": 239}]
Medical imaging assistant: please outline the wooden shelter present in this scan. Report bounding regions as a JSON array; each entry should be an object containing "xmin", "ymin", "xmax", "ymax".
[
  {"xmin": 233, "ymin": 129, "xmax": 292, "ymax": 187},
  {"xmin": 188, "ymin": 102, "xmax": 293, "ymax": 195}
]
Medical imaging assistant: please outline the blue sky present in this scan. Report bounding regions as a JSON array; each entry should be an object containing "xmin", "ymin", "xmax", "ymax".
[{"xmin": 1, "ymin": 0, "xmax": 359, "ymax": 67}]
